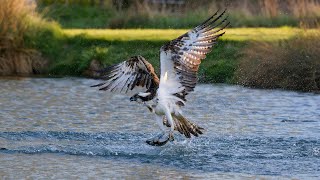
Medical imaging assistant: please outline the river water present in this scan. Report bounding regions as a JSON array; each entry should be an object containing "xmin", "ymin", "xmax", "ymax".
[{"xmin": 0, "ymin": 77, "xmax": 319, "ymax": 179}]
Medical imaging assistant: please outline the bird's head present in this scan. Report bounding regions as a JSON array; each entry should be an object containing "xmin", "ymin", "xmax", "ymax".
[
  {"xmin": 130, "ymin": 92, "xmax": 151, "ymax": 103},
  {"xmin": 130, "ymin": 94, "xmax": 142, "ymax": 103}
]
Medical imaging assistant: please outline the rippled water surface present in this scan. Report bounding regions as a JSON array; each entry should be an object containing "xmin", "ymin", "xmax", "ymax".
[{"xmin": 0, "ymin": 78, "xmax": 319, "ymax": 179}]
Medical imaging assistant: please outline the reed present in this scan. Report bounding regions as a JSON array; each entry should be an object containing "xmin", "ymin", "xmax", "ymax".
[
  {"xmin": 0, "ymin": 0, "xmax": 63, "ymax": 75},
  {"xmin": 0, "ymin": 0, "xmax": 40, "ymax": 75}
]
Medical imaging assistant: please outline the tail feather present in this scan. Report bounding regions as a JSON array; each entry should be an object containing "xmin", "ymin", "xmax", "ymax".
[
  {"xmin": 163, "ymin": 114, "xmax": 204, "ymax": 138},
  {"xmin": 175, "ymin": 117, "xmax": 191, "ymax": 138}
]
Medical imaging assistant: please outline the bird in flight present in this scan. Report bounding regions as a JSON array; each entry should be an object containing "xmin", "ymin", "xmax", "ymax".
[{"xmin": 92, "ymin": 10, "xmax": 229, "ymax": 146}]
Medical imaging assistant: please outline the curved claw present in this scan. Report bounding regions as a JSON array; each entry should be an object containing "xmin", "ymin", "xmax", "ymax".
[
  {"xmin": 169, "ymin": 133, "xmax": 174, "ymax": 142},
  {"xmin": 146, "ymin": 132, "xmax": 174, "ymax": 146}
]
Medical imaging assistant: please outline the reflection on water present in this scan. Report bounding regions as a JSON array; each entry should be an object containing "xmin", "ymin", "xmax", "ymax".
[{"xmin": 0, "ymin": 78, "xmax": 319, "ymax": 179}]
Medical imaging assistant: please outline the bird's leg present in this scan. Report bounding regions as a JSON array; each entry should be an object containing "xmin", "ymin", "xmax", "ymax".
[
  {"xmin": 146, "ymin": 106, "xmax": 175, "ymax": 146},
  {"xmin": 155, "ymin": 115, "xmax": 166, "ymax": 133},
  {"xmin": 164, "ymin": 107, "xmax": 175, "ymax": 142},
  {"xmin": 143, "ymin": 102, "xmax": 154, "ymax": 113},
  {"xmin": 146, "ymin": 115, "xmax": 171, "ymax": 146}
]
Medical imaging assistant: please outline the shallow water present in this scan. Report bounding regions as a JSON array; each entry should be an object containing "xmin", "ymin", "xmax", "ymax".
[{"xmin": 0, "ymin": 77, "xmax": 319, "ymax": 179}]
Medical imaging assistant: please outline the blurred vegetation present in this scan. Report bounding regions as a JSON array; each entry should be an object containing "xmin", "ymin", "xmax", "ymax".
[
  {"xmin": 0, "ymin": 0, "xmax": 63, "ymax": 75},
  {"xmin": 49, "ymin": 28, "xmax": 314, "ymax": 84},
  {"xmin": 37, "ymin": 0, "xmax": 320, "ymax": 28},
  {"xmin": 56, "ymin": 27, "xmax": 305, "ymax": 82},
  {"xmin": 235, "ymin": 31, "xmax": 320, "ymax": 92},
  {"xmin": 1, "ymin": 0, "xmax": 320, "ymax": 92},
  {"xmin": 48, "ymin": 35, "xmax": 240, "ymax": 83},
  {"xmin": 38, "ymin": 3, "xmax": 114, "ymax": 28}
]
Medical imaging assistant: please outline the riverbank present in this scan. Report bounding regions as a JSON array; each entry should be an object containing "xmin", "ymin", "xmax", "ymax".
[
  {"xmin": 2, "ymin": 26, "xmax": 320, "ymax": 92},
  {"xmin": 39, "ymin": 27, "xmax": 311, "ymax": 79},
  {"xmin": 2, "ymin": 0, "xmax": 319, "ymax": 92},
  {"xmin": 45, "ymin": 28, "xmax": 320, "ymax": 92}
]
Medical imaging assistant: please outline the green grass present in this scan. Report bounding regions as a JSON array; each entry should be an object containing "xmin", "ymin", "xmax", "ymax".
[
  {"xmin": 36, "ymin": 27, "xmax": 317, "ymax": 83},
  {"xmin": 39, "ymin": 4, "xmax": 115, "ymax": 28},
  {"xmin": 63, "ymin": 27, "xmax": 305, "ymax": 41}
]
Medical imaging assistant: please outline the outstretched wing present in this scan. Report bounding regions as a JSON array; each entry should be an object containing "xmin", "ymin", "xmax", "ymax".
[
  {"xmin": 91, "ymin": 55, "xmax": 159, "ymax": 93},
  {"xmin": 158, "ymin": 9, "xmax": 229, "ymax": 106}
]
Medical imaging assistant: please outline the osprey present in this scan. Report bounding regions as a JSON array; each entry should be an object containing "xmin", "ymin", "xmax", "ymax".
[{"xmin": 92, "ymin": 10, "xmax": 229, "ymax": 146}]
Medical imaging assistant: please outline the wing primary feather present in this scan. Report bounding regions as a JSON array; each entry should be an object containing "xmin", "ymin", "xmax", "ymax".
[
  {"xmin": 202, "ymin": 20, "xmax": 230, "ymax": 35},
  {"xmin": 90, "ymin": 83, "xmax": 106, "ymax": 87},
  {"xmin": 120, "ymin": 75, "xmax": 131, "ymax": 92},
  {"xmin": 211, "ymin": 22, "xmax": 230, "ymax": 34},
  {"xmin": 92, "ymin": 56, "xmax": 159, "ymax": 97},
  {"xmin": 207, "ymin": 13, "xmax": 229, "ymax": 29},
  {"xmin": 199, "ymin": 9, "xmax": 227, "ymax": 31},
  {"xmin": 130, "ymin": 74, "xmax": 139, "ymax": 90},
  {"xmin": 110, "ymin": 73, "xmax": 127, "ymax": 92},
  {"xmin": 196, "ymin": 33, "xmax": 224, "ymax": 43},
  {"xmin": 125, "ymin": 74, "xmax": 137, "ymax": 93},
  {"xmin": 95, "ymin": 64, "xmax": 118, "ymax": 74},
  {"xmin": 98, "ymin": 82, "xmax": 113, "ymax": 91},
  {"xmin": 108, "ymin": 71, "xmax": 125, "ymax": 92},
  {"xmin": 195, "ymin": 9, "xmax": 220, "ymax": 29},
  {"xmin": 158, "ymin": 10, "xmax": 228, "ymax": 105}
]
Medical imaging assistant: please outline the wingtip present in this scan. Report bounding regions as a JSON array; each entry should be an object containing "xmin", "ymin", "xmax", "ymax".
[
  {"xmin": 214, "ymin": 8, "xmax": 220, "ymax": 17},
  {"xmin": 195, "ymin": 9, "xmax": 220, "ymax": 29},
  {"xmin": 225, "ymin": 21, "xmax": 231, "ymax": 28},
  {"xmin": 90, "ymin": 83, "xmax": 104, "ymax": 88},
  {"xmin": 217, "ymin": 8, "xmax": 227, "ymax": 19},
  {"xmin": 223, "ymin": 8, "xmax": 228, "ymax": 13},
  {"xmin": 213, "ymin": 8, "xmax": 228, "ymax": 17},
  {"xmin": 209, "ymin": 9, "xmax": 220, "ymax": 20}
]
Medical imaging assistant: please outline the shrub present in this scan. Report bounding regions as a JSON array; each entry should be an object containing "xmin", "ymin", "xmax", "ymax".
[
  {"xmin": 0, "ymin": 0, "xmax": 34, "ymax": 75},
  {"xmin": 0, "ymin": 0, "xmax": 62, "ymax": 75},
  {"xmin": 235, "ymin": 31, "xmax": 320, "ymax": 92}
]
